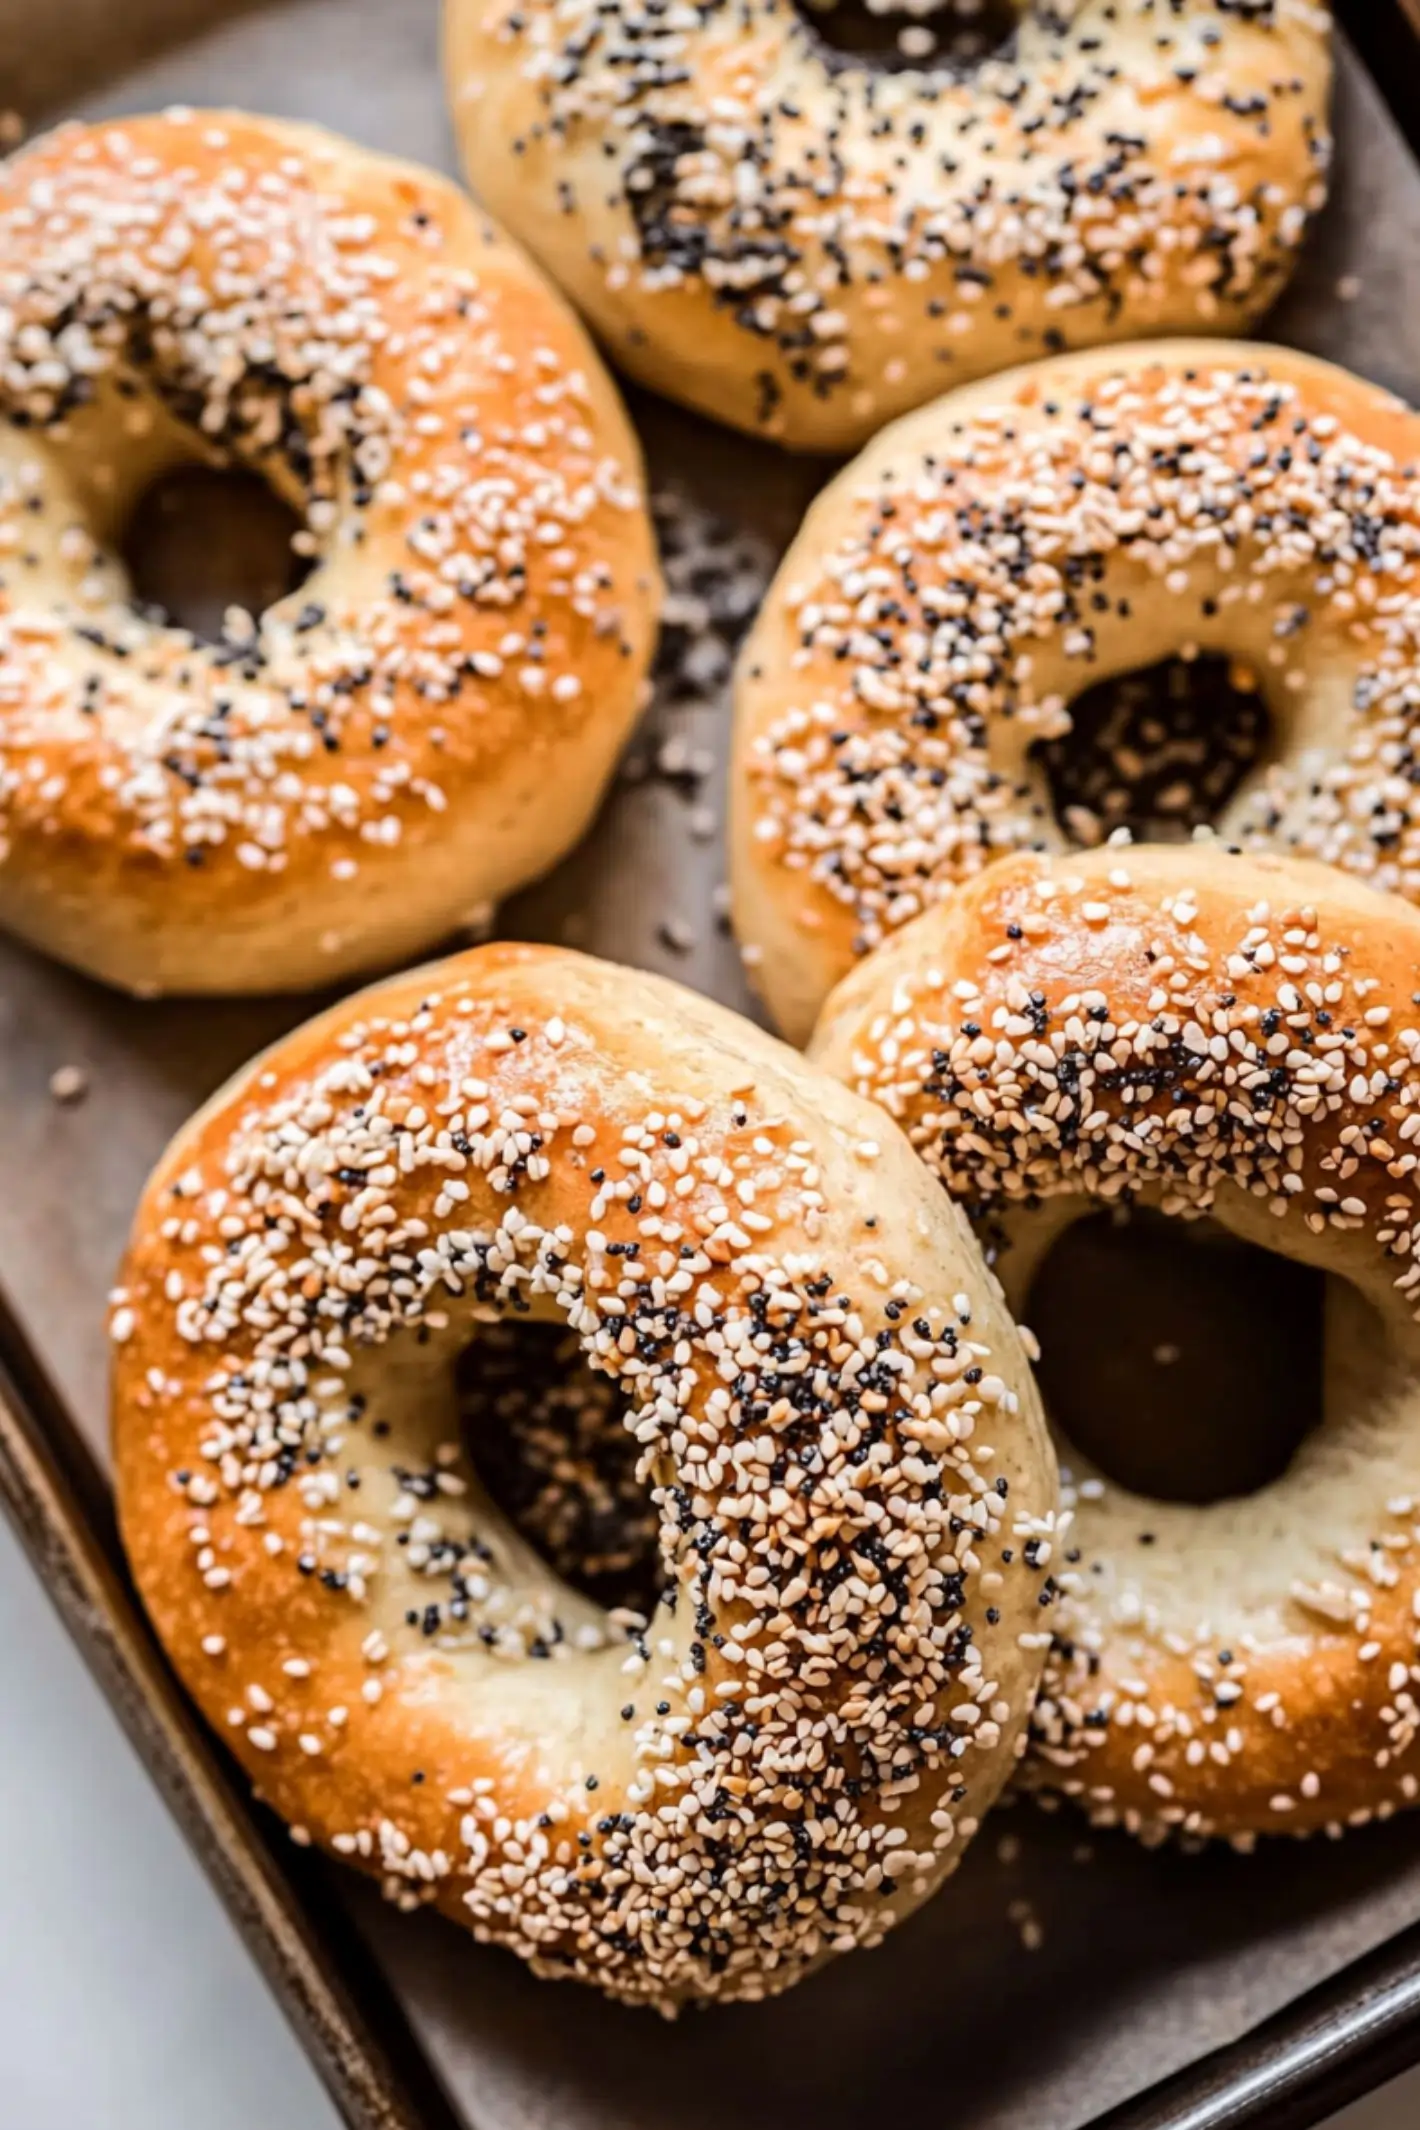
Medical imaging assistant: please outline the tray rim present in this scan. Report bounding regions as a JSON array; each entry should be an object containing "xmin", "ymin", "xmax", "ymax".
[
  {"xmin": 0, "ymin": 1285, "xmax": 464, "ymax": 2130},
  {"xmin": 5, "ymin": 4, "xmax": 1420, "ymax": 2127}
]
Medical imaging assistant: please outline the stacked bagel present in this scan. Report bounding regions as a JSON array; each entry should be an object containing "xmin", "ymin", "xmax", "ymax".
[{"xmin": 17, "ymin": 0, "xmax": 1420, "ymax": 2016}]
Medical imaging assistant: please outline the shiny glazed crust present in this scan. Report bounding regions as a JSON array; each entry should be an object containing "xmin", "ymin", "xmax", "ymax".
[
  {"xmin": 113, "ymin": 945, "xmax": 1056, "ymax": 2004},
  {"xmin": 0, "ymin": 111, "xmax": 659, "ymax": 994},
  {"xmin": 444, "ymin": 0, "xmax": 1331, "ymax": 450},
  {"xmin": 813, "ymin": 843, "xmax": 1420, "ymax": 1841}
]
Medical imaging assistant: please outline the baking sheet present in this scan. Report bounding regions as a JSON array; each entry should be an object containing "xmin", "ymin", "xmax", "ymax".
[{"xmin": 7, "ymin": 3, "xmax": 1420, "ymax": 2125}]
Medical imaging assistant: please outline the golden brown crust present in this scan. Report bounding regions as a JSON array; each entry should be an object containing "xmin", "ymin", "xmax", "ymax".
[
  {"xmin": 113, "ymin": 945, "xmax": 1055, "ymax": 2003},
  {"xmin": 0, "ymin": 112, "xmax": 658, "ymax": 994},
  {"xmin": 732, "ymin": 338, "xmax": 1420, "ymax": 1042},
  {"xmin": 445, "ymin": 0, "xmax": 1331, "ymax": 450},
  {"xmin": 812, "ymin": 843, "xmax": 1420, "ymax": 1841}
]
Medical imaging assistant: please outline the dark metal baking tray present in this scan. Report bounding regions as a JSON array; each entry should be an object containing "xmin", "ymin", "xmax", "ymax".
[{"xmin": 6, "ymin": 3, "xmax": 1420, "ymax": 2126}]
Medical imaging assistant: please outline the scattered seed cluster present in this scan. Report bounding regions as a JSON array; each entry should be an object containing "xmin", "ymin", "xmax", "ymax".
[
  {"xmin": 651, "ymin": 486, "xmax": 770, "ymax": 719},
  {"xmin": 462, "ymin": 1318, "xmax": 662, "ymax": 1614},
  {"xmin": 0, "ymin": 112, "xmax": 649, "ymax": 924},
  {"xmin": 1037, "ymin": 651, "xmax": 1270, "ymax": 848},
  {"xmin": 455, "ymin": 0, "xmax": 1329, "ymax": 436},
  {"xmin": 799, "ymin": 0, "xmax": 1018, "ymax": 75},
  {"xmin": 740, "ymin": 352, "xmax": 1420, "ymax": 1000},
  {"xmin": 816, "ymin": 844, "xmax": 1420, "ymax": 1839},
  {"xmin": 113, "ymin": 954, "xmax": 1053, "ymax": 2003},
  {"xmin": 620, "ymin": 483, "xmax": 772, "ymax": 862}
]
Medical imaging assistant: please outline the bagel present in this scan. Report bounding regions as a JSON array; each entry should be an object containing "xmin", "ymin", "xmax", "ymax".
[
  {"xmin": 731, "ymin": 339, "xmax": 1420, "ymax": 1043},
  {"xmin": 111, "ymin": 945, "xmax": 1056, "ymax": 2005},
  {"xmin": 443, "ymin": 0, "xmax": 1331, "ymax": 450},
  {"xmin": 812, "ymin": 841, "xmax": 1420, "ymax": 1844},
  {"xmin": 0, "ymin": 110, "xmax": 658, "ymax": 995}
]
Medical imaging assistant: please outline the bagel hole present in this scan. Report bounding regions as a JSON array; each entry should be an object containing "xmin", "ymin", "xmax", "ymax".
[
  {"xmin": 457, "ymin": 1320, "xmax": 664, "ymax": 1618},
  {"xmin": 119, "ymin": 465, "xmax": 311, "ymax": 645},
  {"xmin": 1024, "ymin": 1208, "xmax": 1325, "ymax": 1506},
  {"xmin": 796, "ymin": 0, "xmax": 1017, "ymax": 71},
  {"xmin": 1036, "ymin": 652, "xmax": 1272, "ymax": 849}
]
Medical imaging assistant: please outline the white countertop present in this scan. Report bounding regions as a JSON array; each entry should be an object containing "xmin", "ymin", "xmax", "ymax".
[
  {"xmin": 0, "ymin": 1506, "xmax": 1413, "ymax": 2130},
  {"xmin": 0, "ymin": 1512, "xmax": 335, "ymax": 2130}
]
